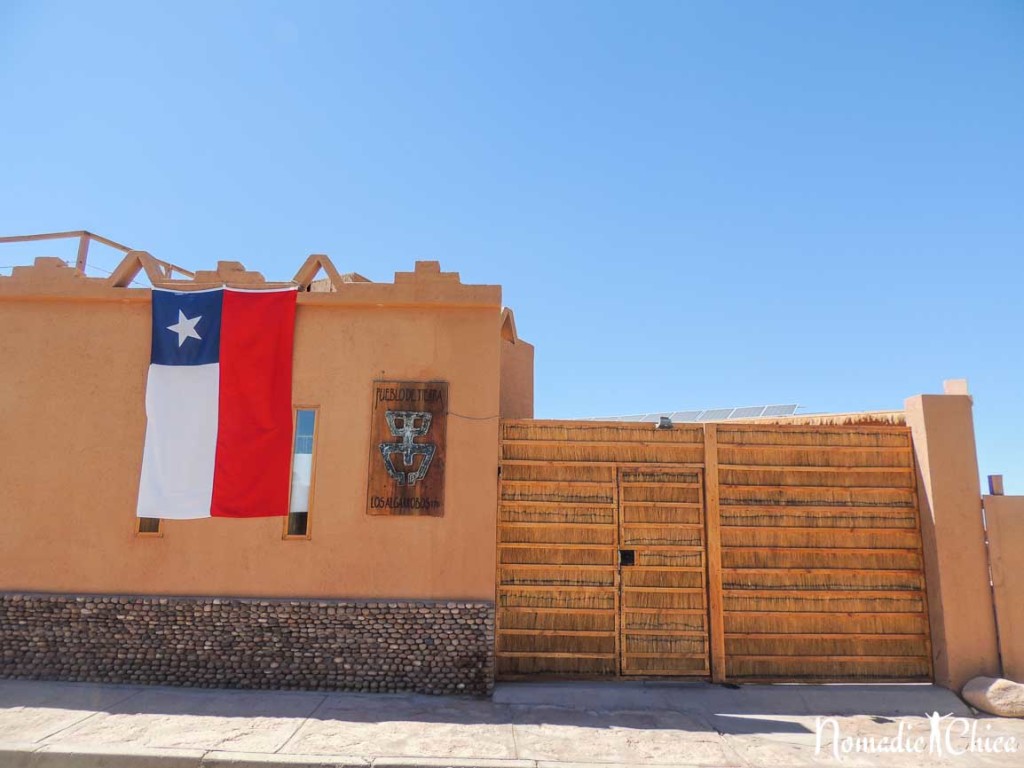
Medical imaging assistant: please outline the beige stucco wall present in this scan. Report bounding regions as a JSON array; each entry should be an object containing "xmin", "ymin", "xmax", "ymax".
[
  {"xmin": 984, "ymin": 494, "xmax": 1024, "ymax": 682},
  {"xmin": 0, "ymin": 258, "xmax": 503, "ymax": 600},
  {"xmin": 905, "ymin": 392, "xmax": 1000, "ymax": 690},
  {"xmin": 500, "ymin": 337, "xmax": 534, "ymax": 419}
]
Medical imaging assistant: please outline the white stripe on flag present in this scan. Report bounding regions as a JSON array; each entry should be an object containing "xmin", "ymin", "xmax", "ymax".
[{"xmin": 137, "ymin": 363, "xmax": 220, "ymax": 519}]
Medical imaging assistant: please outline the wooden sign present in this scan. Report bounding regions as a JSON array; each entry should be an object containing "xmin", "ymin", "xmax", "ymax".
[{"xmin": 366, "ymin": 380, "xmax": 447, "ymax": 516}]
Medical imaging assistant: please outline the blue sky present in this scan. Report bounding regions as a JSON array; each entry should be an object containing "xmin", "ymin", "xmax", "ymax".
[{"xmin": 2, "ymin": 1, "xmax": 1022, "ymax": 490}]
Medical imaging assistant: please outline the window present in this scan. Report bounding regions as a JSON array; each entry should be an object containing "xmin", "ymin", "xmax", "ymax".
[
  {"xmin": 136, "ymin": 517, "xmax": 161, "ymax": 536},
  {"xmin": 285, "ymin": 407, "xmax": 318, "ymax": 538}
]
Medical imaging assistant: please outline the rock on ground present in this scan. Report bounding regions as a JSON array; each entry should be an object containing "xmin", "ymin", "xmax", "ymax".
[{"xmin": 962, "ymin": 676, "xmax": 1024, "ymax": 718}]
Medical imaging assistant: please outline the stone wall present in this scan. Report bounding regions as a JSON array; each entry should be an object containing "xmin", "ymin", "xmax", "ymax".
[{"xmin": 0, "ymin": 594, "xmax": 494, "ymax": 695}]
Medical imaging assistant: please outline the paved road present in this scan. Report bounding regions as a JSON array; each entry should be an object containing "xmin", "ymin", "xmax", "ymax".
[{"xmin": 0, "ymin": 679, "xmax": 1020, "ymax": 767}]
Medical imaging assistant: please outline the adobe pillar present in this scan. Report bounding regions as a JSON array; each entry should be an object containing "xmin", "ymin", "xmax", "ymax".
[
  {"xmin": 905, "ymin": 381, "xmax": 1000, "ymax": 690},
  {"xmin": 984, "ymin": 492, "xmax": 1024, "ymax": 682}
]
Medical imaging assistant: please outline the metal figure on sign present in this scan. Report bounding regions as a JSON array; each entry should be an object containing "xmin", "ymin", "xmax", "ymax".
[{"xmin": 378, "ymin": 411, "xmax": 436, "ymax": 486}]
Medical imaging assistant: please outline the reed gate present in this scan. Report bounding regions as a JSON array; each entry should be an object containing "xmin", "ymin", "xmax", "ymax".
[{"xmin": 496, "ymin": 419, "xmax": 932, "ymax": 681}]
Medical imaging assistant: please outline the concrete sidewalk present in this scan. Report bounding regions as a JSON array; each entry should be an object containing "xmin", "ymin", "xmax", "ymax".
[{"xmin": 0, "ymin": 678, "xmax": 1020, "ymax": 767}]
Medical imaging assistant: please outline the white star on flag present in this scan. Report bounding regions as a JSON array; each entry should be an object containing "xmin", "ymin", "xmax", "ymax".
[{"xmin": 167, "ymin": 310, "xmax": 202, "ymax": 347}]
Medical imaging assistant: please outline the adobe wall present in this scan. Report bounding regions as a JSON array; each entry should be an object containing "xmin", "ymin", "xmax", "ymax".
[
  {"xmin": 499, "ymin": 309, "xmax": 534, "ymax": 419},
  {"xmin": 0, "ymin": 258, "xmax": 503, "ymax": 601},
  {"xmin": 983, "ymin": 494, "xmax": 1024, "ymax": 682},
  {"xmin": 905, "ymin": 389, "xmax": 1001, "ymax": 690}
]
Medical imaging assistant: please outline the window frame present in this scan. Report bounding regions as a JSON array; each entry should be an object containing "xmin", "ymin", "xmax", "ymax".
[
  {"xmin": 135, "ymin": 516, "xmax": 163, "ymax": 538},
  {"xmin": 283, "ymin": 404, "xmax": 319, "ymax": 541}
]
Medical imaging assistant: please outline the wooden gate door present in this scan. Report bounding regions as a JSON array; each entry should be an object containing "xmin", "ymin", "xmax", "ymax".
[
  {"xmin": 618, "ymin": 467, "xmax": 711, "ymax": 676},
  {"xmin": 496, "ymin": 418, "xmax": 931, "ymax": 682}
]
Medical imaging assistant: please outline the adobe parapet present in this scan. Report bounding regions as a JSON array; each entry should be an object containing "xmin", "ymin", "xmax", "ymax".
[{"xmin": 0, "ymin": 253, "xmax": 501, "ymax": 310}]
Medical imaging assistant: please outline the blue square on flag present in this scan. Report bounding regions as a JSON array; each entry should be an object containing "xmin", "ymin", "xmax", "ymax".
[{"xmin": 151, "ymin": 289, "xmax": 223, "ymax": 366}]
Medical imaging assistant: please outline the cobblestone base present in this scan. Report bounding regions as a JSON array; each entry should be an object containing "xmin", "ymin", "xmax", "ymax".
[{"xmin": 0, "ymin": 593, "xmax": 494, "ymax": 695}]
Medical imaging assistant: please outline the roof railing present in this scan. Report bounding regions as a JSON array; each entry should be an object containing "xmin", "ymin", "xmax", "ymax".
[{"xmin": 0, "ymin": 230, "xmax": 194, "ymax": 279}]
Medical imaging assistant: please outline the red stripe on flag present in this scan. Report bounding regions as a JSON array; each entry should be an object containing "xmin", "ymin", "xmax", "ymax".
[{"xmin": 211, "ymin": 289, "xmax": 297, "ymax": 518}]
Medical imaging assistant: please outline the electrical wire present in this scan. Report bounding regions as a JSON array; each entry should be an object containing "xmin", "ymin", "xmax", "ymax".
[{"xmin": 82, "ymin": 262, "xmax": 146, "ymax": 287}]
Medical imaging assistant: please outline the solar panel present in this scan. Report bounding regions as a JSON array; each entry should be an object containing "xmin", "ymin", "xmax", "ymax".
[
  {"xmin": 698, "ymin": 408, "xmax": 735, "ymax": 421},
  {"xmin": 582, "ymin": 404, "xmax": 800, "ymax": 421},
  {"xmin": 762, "ymin": 404, "xmax": 799, "ymax": 417},
  {"xmin": 670, "ymin": 410, "xmax": 703, "ymax": 422},
  {"xmin": 730, "ymin": 406, "xmax": 767, "ymax": 419}
]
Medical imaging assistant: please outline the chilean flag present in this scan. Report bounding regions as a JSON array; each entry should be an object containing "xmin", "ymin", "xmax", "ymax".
[{"xmin": 137, "ymin": 286, "xmax": 298, "ymax": 519}]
